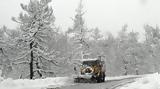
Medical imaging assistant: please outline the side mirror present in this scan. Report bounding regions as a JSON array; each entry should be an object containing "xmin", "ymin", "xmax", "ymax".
[
  {"xmin": 74, "ymin": 66, "xmax": 77, "ymax": 71},
  {"xmin": 102, "ymin": 61, "xmax": 105, "ymax": 64},
  {"xmin": 100, "ymin": 61, "xmax": 105, "ymax": 66}
]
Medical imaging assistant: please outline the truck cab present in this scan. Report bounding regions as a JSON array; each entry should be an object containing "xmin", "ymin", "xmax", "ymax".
[{"xmin": 74, "ymin": 57, "xmax": 106, "ymax": 83}]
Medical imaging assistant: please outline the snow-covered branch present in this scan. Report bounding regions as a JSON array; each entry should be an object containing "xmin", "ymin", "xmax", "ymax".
[
  {"xmin": 12, "ymin": 61, "xmax": 29, "ymax": 65},
  {"xmin": 13, "ymin": 51, "xmax": 30, "ymax": 61}
]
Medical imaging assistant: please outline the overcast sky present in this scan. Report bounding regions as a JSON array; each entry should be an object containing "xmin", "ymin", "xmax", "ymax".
[{"xmin": 0, "ymin": 0, "xmax": 160, "ymax": 37}]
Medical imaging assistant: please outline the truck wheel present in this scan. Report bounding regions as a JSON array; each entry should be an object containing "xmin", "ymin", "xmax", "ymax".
[
  {"xmin": 101, "ymin": 75, "xmax": 105, "ymax": 82},
  {"xmin": 99, "ymin": 73, "xmax": 105, "ymax": 83},
  {"xmin": 96, "ymin": 77, "xmax": 101, "ymax": 83},
  {"xmin": 101, "ymin": 72, "xmax": 105, "ymax": 82}
]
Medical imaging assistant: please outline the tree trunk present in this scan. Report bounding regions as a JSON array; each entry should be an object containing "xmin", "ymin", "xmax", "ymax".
[
  {"xmin": 122, "ymin": 57, "xmax": 128, "ymax": 75},
  {"xmin": 80, "ymin": 43, "xmax": 84, "ymax": 60},
  {"xmin": 30, "ymin": 42, "xmax": 34, "ymax": 79},
  {"xmin": 35, "ymin": 61, "xmax": 42, "ymax": 78},
  {"xmin": 135, "ymin": 56, "xmax": 139, "ymax": 75},
  {"xmin": 124, "ymin": 63, "xmax": 128, "ymax": 75}
]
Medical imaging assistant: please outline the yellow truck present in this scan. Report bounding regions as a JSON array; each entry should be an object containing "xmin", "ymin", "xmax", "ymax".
[{"xmin": 74, "ymin": 57, "xmax": 106, "ymax": 83}]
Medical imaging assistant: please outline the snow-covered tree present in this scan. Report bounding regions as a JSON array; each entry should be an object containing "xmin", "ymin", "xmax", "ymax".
[
  {"xmin": 12, "ymin": 0, "xmax": 57, "ymax": 79},
  {"xmin": 91, "ymin": 27, "xmax": 103, "ymax": 41},
  {"xmin": 126, "ymin": 31, "xmax": 140, "ymax": 75},
  {"xmin": 0, "ymin": 26, "xmax": 17, "ymax": 78},
  {"xmin": 117, "ymin": 24, "xmax": 129, "ymax": 75},
  {"xmin": 67, "ymin": 0, "xmax": 90, "ymax": 59},
  {"xmin": 144, "ymin": 25, "xmax": 160, "ymax": 72},
  {"xmin": 89, "ymin": 28, "xmax": 104, "ymax": 57}
]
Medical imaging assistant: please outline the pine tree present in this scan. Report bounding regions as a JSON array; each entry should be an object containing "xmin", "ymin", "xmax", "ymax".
[
  {"xmin": 126, "ymin": 31, "xmax": 140, "ymax": 75},
  {"xmin": 144, "ymin": 25, "xmax": 160, "ymax": 72},
  {"xmin": 12, "ymin": 0, "xmax": 57, "ymax": 79},
  {"xmin": 89, "ymin": 27, "xmax": 104, "ymax": 57},
  {"xmin": 91, "ymin": 27, "xmax": 102, "ymax": 41},
  {"xmin": 0, "ymin": 26, "xmax": 15, "ymax": 78},
  {"xmin": 67, "ymin": 0, "xmax": 89, "ymax": 59},
  {"xmin": 117, "ymin": 24, "xmax": 129, "ymax": 75}
]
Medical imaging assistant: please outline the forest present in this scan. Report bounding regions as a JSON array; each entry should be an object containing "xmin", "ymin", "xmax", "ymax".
[{"xmin": 0, "ymin": 0, "xmax": 160, "ymax": 79}]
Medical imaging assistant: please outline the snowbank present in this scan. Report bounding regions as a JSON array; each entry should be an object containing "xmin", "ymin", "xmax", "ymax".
[
  {"xmin": 0, "ymin": 77, "xmax": 74, "ymax": 89},
  {"xmin": 119, "ymin": 73, "xmax": 160, "ymax": 89},
  {"xmin": 0, "ymin": 77, "xmax": 3, "ymax": 84},
  {"xmin": 105, "ymin": 74, "xmax": 143, "ymax": 81},
  {"xmin": 0, "ymin": 70, "xmax": 3, "ymax": 83}
]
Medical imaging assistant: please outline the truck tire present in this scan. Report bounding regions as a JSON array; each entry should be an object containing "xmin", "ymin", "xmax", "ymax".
[
  {"xmin": 101, "ymin": 74, "xmax": 105, "ymax": 82},
  {"xmin": 96, "ymin": 74, "xmax": 103, "ymax": 83},
  {"xmin": 101, "ymin": 72, "xmax": 105, "ymax": 82},
  {"xmin": 97, "ymin": 73, "xmax": 105, "ymax": 83},
  {"xmin": 96, "ymin": 77, "xmax": 101, "ymax": 83}
]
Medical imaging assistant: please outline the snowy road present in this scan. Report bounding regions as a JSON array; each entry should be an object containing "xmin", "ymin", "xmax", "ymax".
[
  {"xmin": 47, "ymin": 74, "xmax": 156, "ymax": 89},
  {"xmin": 57, "ymin": 73, "xmax": 159, "ymax": 89},
  {"xmin": 56, "ymin": 78, "xmax": 136, "ymax": 89}
]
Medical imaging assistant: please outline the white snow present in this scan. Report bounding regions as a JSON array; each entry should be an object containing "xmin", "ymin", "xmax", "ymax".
[
  {"xmin": 1, "ymin": 73, "xmax": 160, "ymax": 89},
  {"xmin": 73, "ymin": 58, "xmax": 98, "ymax": 62},
  {"xmin": 0, "ymin": 77, "xmax": 74, "ymax": 89},
  {"xmin": 0, "ymin": 70, "xmax": 4, "ymax": 83},
  {"xmin": 105, "ymin": 74, "xmax": 144, "ymax": 81},
  {"xmin": 118, "ymin": 73, "xmax": 160, "ymax": 89},
  {"xmin": 81, "ymin": 58, "xmax": 98, "ymax": 61}
]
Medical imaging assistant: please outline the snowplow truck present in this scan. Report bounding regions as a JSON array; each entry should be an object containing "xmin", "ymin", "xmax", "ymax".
[{"xmin": 74, "ymin": 57, "xmax": 106, "ymax": 83}]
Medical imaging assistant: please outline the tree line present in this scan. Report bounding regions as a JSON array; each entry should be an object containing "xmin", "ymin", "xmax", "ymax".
[{"xmin": 0, "ymin": 0, "xmax": 160, "ymax": 79}]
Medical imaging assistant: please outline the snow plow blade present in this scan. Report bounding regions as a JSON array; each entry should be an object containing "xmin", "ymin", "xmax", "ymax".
[{"xmin": 74, "ymin": 77, "xmax": 96, "ymax": 83}]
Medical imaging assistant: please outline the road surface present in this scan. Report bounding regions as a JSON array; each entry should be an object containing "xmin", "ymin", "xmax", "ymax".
[{"xmin": 47, "ymin": 77, "xmax": 137, "ymax": 89}]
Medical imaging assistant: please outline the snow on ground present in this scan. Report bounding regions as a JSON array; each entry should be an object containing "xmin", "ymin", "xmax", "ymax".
[
  {"xmin": 118, "ymin": 73, "xmax": 160, "ymax": 89},
  {"xmin": 105, "ymin": 74, "xmax": 144, "ymax": 81},
  {"xmin": 0, "ymin": 77, "xmax": 3, "ymax": 84},
  {"xmin": 0, "ymin": 73, "xmax": 159, "ymax": 89},
  {"xmin": 0, "ymin": 77, "xmax": 74, "ymax": 89}
]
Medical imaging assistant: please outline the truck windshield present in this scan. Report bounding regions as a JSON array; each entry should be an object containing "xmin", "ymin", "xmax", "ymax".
[{"xmin": 82, "ymin": 60, "xmax": 100, "ymax": 66}]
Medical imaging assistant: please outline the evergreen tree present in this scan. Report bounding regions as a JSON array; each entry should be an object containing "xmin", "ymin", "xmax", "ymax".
[
  {"xmin": 144, "ymin": 25, "xmax": 160, "ymax": 72},
  {"xmin": 126, "ymin": 31, "xmax": 140, "ymax": 75},
  {"xmin": 12, "ymin": 0, "xmax": 57, "ymax": 79},
  {"xmin": 0, "ymin": 26, "xmax": 14, "ymax": 77},
  {"xmin": 91, "ymin": 27, "xmax": 102, "ymax": 41},
  {"xmin": 117, "ymin": 24, "xmax": 129, "ymax": 75},
  {"xmin": 67, "ymin": 0, "xmax": 89, "ymax": 59}
]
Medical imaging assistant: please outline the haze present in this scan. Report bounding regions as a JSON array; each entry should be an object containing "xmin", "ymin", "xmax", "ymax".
[{"xmin": 0, "ymin": 0, "xmax": 160, "ymax": 37}]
